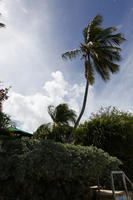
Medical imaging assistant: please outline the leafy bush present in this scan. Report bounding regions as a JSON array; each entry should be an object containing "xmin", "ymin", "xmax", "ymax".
[
  {"xmin": 33, "ymin": 123, "xmax": 52, "ymax": 139},
  {"xmin": 0, "ymin": 138, "xmax": 121, "ymax": 200},
  {"xmin": 0, "ymin": 112, "xmax": 15, "ymax": 139},
  {"xmin": 75, "ymin": 107, "xmax": 133, "ymax": 180},
  {"xmin": 0, "ymin": 112, "xmax": 12, "ymax": 129},
  {"xmin": 33, "ymin": 123, "xmax": 73, "ymax": 143}
]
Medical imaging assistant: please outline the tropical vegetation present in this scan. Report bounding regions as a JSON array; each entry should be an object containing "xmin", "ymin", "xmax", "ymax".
[
  {"xmin": 75, "ymin": 107, "xmax": 133, "ymax": 179},
  {"xmin": 0, "ymin": 87, "xmax": 14, "ymax": 136},
  {"xmin": 0, "ymin": 139, "xmax": 120, "ymax": 200},
  {"xmin": 48, "ymin": 103, "xmax": 77, "ymax": 126},
  {"xmin": 34, "ymin": 103, "xmax": 76, "ymax": 142}
]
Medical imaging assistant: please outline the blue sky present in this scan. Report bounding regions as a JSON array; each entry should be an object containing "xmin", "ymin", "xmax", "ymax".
[{"xmin": 0, "ymin": 0, "xmax": 133, "ymax": 132}]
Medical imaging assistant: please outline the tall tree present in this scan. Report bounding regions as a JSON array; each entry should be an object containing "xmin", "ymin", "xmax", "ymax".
[{"xmin": 62, "ymin": 15, "xmax": 125, "ymax": 131}]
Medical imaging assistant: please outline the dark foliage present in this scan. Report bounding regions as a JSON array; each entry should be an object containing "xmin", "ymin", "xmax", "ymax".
[
  {"xmin": 0, "ymin": 112, "xmax": 13, "ymax": 131},
  {"xmin": 33, "ymin": 103, "xmax": 77, "ymax": 143},
  {"xmin": 75, "ymin": 107, "xmax": 133, "ymax": 180},
  {"xmin": 48, "ymin": 104, "xmax": 77, "ymax": 126},
  {"xmin": 0, "ymin": 139, "xmax": 120, "ymax": 200}
]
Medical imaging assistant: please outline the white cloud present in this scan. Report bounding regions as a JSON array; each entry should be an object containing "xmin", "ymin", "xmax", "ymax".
[
  {"xmin": 43, "ymin": 71, "xmax": 68, "ymax": 100},
  {"xmin": 3, "ymin": 71, "xmax": 91, "ymax": 132},
  {"xmin": 116, "ymin": 24, "xmax": 123, "ymax": 30}
]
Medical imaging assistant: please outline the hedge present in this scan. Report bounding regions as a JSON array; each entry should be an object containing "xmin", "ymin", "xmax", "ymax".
[{"xmin": 0, "ymin": 138, "xmax": 121, "ymax": 200}]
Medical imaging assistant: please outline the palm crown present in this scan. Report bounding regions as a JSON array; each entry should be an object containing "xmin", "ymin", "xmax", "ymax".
[
  {"xmin": 62, "ymin": 15, "xmax": 125, "ymax": 84},
  {"xmin": 48, "ymin": 104, "xmax": 77, "ymax": 126}
]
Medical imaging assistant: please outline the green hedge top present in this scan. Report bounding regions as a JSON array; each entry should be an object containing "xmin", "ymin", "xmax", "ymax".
[{"xmin": 0, "ymin": 139, "xmax": 121, "ymax": 183}]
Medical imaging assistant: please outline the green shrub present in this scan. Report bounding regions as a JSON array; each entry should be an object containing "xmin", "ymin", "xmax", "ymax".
[
  {"xmin": 0, "ymin": 138, "xmax": 121, "ymax": 200},
  {"xmin": 74, "ymin": 107, "xmax": 133, "ymax": 180},
  {"xmin": 0, "ymin": 112, "xmax": 13, "ymax": 129}
]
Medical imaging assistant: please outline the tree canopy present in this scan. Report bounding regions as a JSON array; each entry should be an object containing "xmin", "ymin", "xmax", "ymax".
[
  {"xmin": 48, "ymin": 103, "xmax": 77, "ymax": 126},
  {"xmin": 75, "ymin": 107, "xmax": 133, "ymax": 179},
  {"xmin": 34, "ymin": 103, "xmax": 77, "ymax": 142}
]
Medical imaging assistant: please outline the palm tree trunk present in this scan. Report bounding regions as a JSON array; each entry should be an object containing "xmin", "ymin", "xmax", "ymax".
[
  {"xmin": 68, "ymin": 80, "xmax": 89, "ymax": 143},
  {"xmin": 73, "ymin": 79, "xmax": 89, "ymax": 131}
]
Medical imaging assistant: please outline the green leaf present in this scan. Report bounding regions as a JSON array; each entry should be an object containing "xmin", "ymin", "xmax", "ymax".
[{"xmin": 62, "ymin": 49, "xmax": 81, "ymax": 60}]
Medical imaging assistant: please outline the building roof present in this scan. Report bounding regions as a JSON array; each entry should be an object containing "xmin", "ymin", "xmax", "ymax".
[{"xmin": 6, "ymin": 127, "xmax": 32, "ymax": 137}]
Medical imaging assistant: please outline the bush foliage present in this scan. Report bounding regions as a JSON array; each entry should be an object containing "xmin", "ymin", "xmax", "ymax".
[
  {"xmin": 0, "ymin": 138, "xmax": 120, "ymax": 200},
  {"xmin": 75, "ymin": 107, "xmax": 133, "ymax": 180},
  {"xmin": 0, "ymin": 112, "xmax": 12, "ymax": 129}
]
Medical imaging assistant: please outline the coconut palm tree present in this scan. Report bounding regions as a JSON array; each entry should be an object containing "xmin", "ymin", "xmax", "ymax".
[
  {"xmin": 48, "ymin": 103, "xmax": 77, "ymax": 142},
  {"xmin": 48, "ymin": 103, "xmax": 77, "ymax": 126},
  {"xmin": 34, "ymin": 104, "xmax": 76, "ymax": 142},
  {"xmin": 62, "ymin": 14, "xmax": 125, "ymax": 131}
]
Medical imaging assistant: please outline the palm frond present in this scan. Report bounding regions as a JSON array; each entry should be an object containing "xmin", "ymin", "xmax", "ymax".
[
  {"xmin": 100, "ymin": 32, "xmax": 126, "ymax": 46},
  {"xmin": 92, "ymin": 52, "xmax": 120, "ymax": 81},
  {"xmin": 48, "ymin": 104, "xmax": 77, "ymax": 126},
  {"xmin": 65, "ymin": 108, "xmax": 77, "ymax": 124},
  {"xmin": 100, "ymin": 58, "xmax": 120, "ymax": 74},
  {"xmin": 107, "ymin": 63, "xmax": 120, "ymax": 74},
  {"xmin": 94, "ymin": 45, "xmax": 121, "ymax": 51},
  {"xmin": 92, "ymin": 47, "xmax": 122, "ymax": 62},
  {"xmin": 62, "ymin": 49, "xmax": 81, "ymax": 61},
  {"xmin": 94, "ymin": 27, "xmax": 117, "ymax": 41},
  {"xmin": 87, "ymin": 15, "xmax": 103, "ymax": 42},
  {"xmin": 83, "ymin": 27, "xmax": 88, "ymax": 43},
  {"xmin": 84, "ymin": 26, "xmax": 103, "ymax": 44},
  {"xmin": 89, "ymin": 14, "xmax": 103, "ymax": 28},
  {"xmin": 91, "ymin": 53, "xmax": 110, "ymax": 81},
  {"xmin": 55, "ymin": 104, "xmax": 77, "ymax": 125},
  {"xmin": 94, "ymin": 62, "xmax": 110, "ymax": 81}
]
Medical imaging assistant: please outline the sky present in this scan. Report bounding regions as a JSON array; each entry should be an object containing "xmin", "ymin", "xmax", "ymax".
[{"xmin": 0, "ymin": 0, "xmax": 133, "ymax": 132}]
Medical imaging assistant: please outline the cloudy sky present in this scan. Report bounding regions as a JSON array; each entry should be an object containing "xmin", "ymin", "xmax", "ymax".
[{"xmin": 0, "ymin": 0, "xmax": 133, "ymax": 132}]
